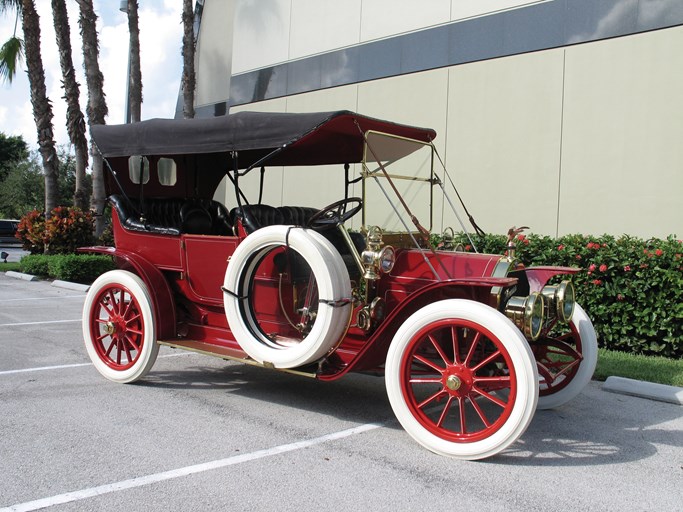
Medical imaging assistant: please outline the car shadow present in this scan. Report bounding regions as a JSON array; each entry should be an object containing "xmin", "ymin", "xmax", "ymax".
[{"xmin": 137, "ymin": 357, "xmax": 681, "ymax": 467}]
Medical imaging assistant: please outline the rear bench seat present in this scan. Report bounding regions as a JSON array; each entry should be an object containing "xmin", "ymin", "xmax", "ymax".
[{"xmin": 109, "ymin": 195, "xmax": 232, "ymax": 236}]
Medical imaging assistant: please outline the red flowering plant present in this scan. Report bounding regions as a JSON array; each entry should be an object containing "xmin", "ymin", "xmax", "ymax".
[
  {"xmin": 440, "ymin": 231, "xmax": 683, "ymax": 358},
  {"xmin": 15, "ymin": 210, "xmax": 46, "ymax": 254},
  {"xmin": 16, "ymin": 207, "xmax": 95, "ymax": 255}
]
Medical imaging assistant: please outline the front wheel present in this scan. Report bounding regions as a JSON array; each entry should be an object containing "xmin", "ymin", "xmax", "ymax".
[
  {"xmin": 534, "ymin": 304, "xmax": 598, "ymax": 410},
  {"xmin": 385, "ymin": 299, "xmax": 538, "ymax": 460},
  {"xmin": 82, "ymin": 270, "xmax": 159, "ymax": 383}
]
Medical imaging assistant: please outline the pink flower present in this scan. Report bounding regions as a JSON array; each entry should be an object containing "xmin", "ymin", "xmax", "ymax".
[
  {"xmin": 599, "ymin": 264, "xmax": 607, "ymax": 272},
  {"xmin": 617, "ymin": 294, "xmax": 625, "ymax": 301},
  {"xmin": 623, "ymin": 265, "xmax": 631, "ymax": 271},
  {"xmin": 588, "ymin": 264, "xmax": 596, "ymax": 272},
  {"xmin": 592, "ymin": 279, "xmax": 603, "ymax": 285},
  {"xmin": 557, "ymin": 244, "xmax": 565, "ymax": 251},
  {"xmin": 575, "ymin": 255, "xmax": 582, "ymax": 260},
  {"xmin": 655, "ymin": 249, "xmax": 663, "ymax": 256},
  {"xmin": 465, "ymin": 245, "xmax": 471, "ymax": 251}
]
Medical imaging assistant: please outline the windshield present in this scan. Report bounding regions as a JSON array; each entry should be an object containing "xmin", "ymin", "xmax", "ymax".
[{"xmin": 361, "ymin": 131, "xmax": 434, "ymax": 234}]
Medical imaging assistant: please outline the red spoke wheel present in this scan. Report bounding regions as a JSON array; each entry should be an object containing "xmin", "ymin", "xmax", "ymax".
[
  {"xmin": 386, "ymin": 300, "xmax": 538, "ymax": 460},
  {"xmin": 83, "ymin": 270, "xmax": 159, "ymax": 383},
  {"xmin": 534, "ymin": 304, "xmax": 598, "ymax": 410}
]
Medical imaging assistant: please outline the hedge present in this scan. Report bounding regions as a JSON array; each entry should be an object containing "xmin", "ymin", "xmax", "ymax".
[
  {"xmin": 441, "ymin": 232, "xmax": 683, "ymax": 358},
  {"xmin": 20, "ymin": 254, "xmax": 115, "ymax": 284}
]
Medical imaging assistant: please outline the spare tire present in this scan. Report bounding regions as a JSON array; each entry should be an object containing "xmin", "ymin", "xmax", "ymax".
[{"xmin": 223, "ymin": 225, "xmax": 352, "ymax": 368}]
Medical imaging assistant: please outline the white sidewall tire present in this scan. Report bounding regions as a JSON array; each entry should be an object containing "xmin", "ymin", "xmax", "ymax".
[
  {"xmin": 82, "ymin": 270, "xmax": 159, "ymax": 383},
  {"xmin": 385, "ymin": 299, "xmax": 539, "ymax": 460},
  {"xmin": 224, "ymin": 226, "xmax": 351, "ymax": 369},
  {"xmin": 537, "ymin": 304, "xmax": 598, "ymax": 410}
]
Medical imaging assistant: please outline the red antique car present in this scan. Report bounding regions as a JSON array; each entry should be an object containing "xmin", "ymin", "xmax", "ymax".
[{"xmin": 82, "ymin": 111, "xmax": 597, "ymax": 460}]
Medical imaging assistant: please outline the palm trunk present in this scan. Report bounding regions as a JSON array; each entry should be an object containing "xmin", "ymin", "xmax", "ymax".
[
  {"xmin": 51, "ymin": 0, "xmax": 89, "ymax": 210},
  {"xmin": 77, "ymin": 0, "xmax": 108, "ymax": 236},
  {"xmin": 182, "ymin": 0, "xmax": 195, "ymax": 119},
  {"xmin": 20, "ymin": 0, "xmax": 59, "ymax": 219},
  {"xmin": 127, "ymin": 0, "xmax": 142, "ymax": 123}
]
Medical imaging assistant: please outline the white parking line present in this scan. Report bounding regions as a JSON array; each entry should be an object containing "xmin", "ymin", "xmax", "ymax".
[
  {"xmin": 0, "ymin": 319, "xmax": 81, "ymax": 328},
  {"xmin": 0, "ymin": 295, "xmax": 84, "ymax": 303},
  {"xmin": 0, "ymin": 353, "xmax": 193, "ymax": 377},
  {"xmin": 0, "ymin": 423, "xmax": 382, "ymax": 512}
]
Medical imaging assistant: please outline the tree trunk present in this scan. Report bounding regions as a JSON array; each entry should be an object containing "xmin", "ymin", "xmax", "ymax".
[
  {"xmin": 51, "ymin": 0, "xmax": 89, "ymax": 211},
  {"xmin": 127, "ymin": 0, "xmax": 142, "ymax": 123},
  {"xmin": 20, "ymin": 0, "xmax": 59, "ymax": 219},
  {"xmin": 77, "ymin": 0, "xmax": 108, "ymax": 236},
  {"xmin": 182, "ymin": 0, "xmax": 195, "ymax": 119}
]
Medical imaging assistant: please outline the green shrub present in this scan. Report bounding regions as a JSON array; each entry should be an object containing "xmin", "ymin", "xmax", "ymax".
[
  {"xmin": 441, "ymin": 232, "xmax": 683, "ymax": 358},
  {"xmin": 16, "ymin": 207, "xmax": 95, "ymax": 255},
  {"xmin": 19, "ymin": 254, "xmax": 50, "ymax": 276},
  {"xmin": 20, "ymin": 254, "xmax": 115, "ymax": 283},
  {"xmin": 47, "ymin": 254, "xmax": 116, "ymax": 283}
]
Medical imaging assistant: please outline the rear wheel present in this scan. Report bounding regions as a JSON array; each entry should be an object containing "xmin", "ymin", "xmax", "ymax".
[
  {"xmin": 534, "ymin": 304, "xmax": 598, "ymax": 409},
  {"xmin": 82, "ymin": 270, "xmax": 158, "ymax": 383},
  {"xmin": 386, "ymin": 299, "xmax": 538, "ymax": 460}
]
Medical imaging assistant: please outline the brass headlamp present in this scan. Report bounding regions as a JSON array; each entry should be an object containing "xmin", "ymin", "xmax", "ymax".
[
  {"xmin": 541, "ymin": 280, "xmax": 575, "ymax": 324},
  {"xmin": 504, "ymin": 292, "xmax": 546, "ymax": 341},
  {"xmin": 361, "ymin": 226, "xmax": 396, "ymax": 281}
]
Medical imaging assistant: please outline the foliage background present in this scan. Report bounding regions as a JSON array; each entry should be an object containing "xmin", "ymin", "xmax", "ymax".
[
  {"xmin": 442, "ymin": 232, "xmax": 683, "ymax": 358},
  {"xmin": 0, "ymin": 139, "xmax": 91, "ymax": 219}
]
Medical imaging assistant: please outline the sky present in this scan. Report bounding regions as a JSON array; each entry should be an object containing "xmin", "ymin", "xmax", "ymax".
[{"xmin": 0, "ymin": 0, "xmax": 183, "ymax": 150}]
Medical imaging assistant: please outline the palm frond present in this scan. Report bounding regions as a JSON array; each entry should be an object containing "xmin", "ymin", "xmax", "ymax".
[
  {"xmin": 0, "ymin": 0, "xmax": 22, "ymax": 15},
  {"xmin": 0, "ymin": 35, "xmax": 24, "ymax": 83}
]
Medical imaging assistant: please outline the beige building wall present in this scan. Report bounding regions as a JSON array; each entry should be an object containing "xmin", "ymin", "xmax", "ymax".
[
  {"xmin": 226, "ymin": 25, "xmax": 683, "ymax": 239},
  {"xmin": 194, "ymin": 0, "xmax": 235, "ymax": 109}
]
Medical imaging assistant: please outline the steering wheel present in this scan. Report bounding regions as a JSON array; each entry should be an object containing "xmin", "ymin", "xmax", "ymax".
[{"xmin": 307, "ymin": 197, "xmax": 362, "ymax": 231}]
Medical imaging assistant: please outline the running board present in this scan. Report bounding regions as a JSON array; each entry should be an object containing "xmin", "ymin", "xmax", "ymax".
[{"xmin": 157, "ymin": 339, "xmax": 318, "ymax": 378}]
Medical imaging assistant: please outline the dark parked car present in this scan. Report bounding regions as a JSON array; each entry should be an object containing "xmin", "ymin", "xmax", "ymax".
[
  {"xmin": 0, "ymin": 219, "xmax": 19, "ymax": 244},
  {"xmin": 81, "ymin": 111, "xmax": 597, "ymax": 460}
]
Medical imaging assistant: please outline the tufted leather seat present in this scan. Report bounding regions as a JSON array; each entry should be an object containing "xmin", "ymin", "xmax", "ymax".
[{"xmin": 109, "ymin": 195, "xmax": 232, "ymax": 236}]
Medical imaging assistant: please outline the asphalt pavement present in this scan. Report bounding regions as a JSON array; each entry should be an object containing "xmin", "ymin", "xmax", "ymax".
[{"xmin": 0, "ymin": 272, "xmax": 681, "ymax": 512}]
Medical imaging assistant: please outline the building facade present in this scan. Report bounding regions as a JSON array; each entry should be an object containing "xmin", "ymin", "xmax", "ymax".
[{"xmin": 184, "ymin": 0, "xmax": 683, "ymax": 239}]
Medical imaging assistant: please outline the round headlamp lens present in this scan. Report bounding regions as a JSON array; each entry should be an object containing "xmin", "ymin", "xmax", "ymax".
[
  {"xmin": 558, "ymin": 280, "xmax": 575, "ymax": 323},
  {"xmin": 378, "ymin": 246, "xmax": 395, "ymax": 274},
  {"xmin": 527, "ymin": 292, "xmax": 545, "ymax": 341}
]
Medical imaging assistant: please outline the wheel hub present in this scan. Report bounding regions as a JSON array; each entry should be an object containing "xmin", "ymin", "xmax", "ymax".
[
  {"xmin": 442, "ymin": 366, "xmax": 472, "ymax": 397},
  {"xmin": 446, "ymin": 375, "xmax": 462, "ymax": 391},
  {"xmin": 105, "ymin": 321, "xmax": 116, "ymax": 335}
]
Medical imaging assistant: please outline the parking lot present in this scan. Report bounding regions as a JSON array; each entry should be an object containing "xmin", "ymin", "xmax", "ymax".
[{"xmin": 1, "ymin": 272, "xmax": 681, "ymax": 511}]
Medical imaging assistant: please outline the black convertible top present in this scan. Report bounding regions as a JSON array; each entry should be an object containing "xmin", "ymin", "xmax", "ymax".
[{"xmin": 90, "ymin": 110, "xmax": 436, "ymax": 168}]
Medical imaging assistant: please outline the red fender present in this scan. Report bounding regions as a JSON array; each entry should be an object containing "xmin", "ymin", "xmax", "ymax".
[
  {"xmin": 320, "ymin": 276, "xmax": 519, "ymax": 380},
  {"xmin": 79, "ymin": 246, "xmax": 177, "ymax": 340}
]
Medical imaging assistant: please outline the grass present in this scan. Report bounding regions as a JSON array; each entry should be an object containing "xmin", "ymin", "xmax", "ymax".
[
  {"xmin": 594, "ymin": 348, "xmax": 683, "ymax": 387},
  {"xmin": 1, "ymin": 262, "xmax": 22, "ymax": 272}
]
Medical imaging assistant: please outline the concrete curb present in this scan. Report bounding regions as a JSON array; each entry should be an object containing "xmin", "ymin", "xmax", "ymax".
[
  {"xmin": 5, "ymin": 271, "xmax": 90, "ymax": 292},
  {"xmin": 51, "ymin": 280, "xmax": 90, "ymax": 292},
  {"xmin": 603, "ymin": 376, "xmax": 683, "ymax": 406},
  {"xmin": 5, "ymin": 270, "xmax": 38, "ymax": 282}
]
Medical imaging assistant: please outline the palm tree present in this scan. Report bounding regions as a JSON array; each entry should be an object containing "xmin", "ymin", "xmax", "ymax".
[
  {"xmin": 0, "ymin": 0, "xmax": 60, "ymax": 217},
  {"xmin": 126, "ymin": 0, "xmax": 142, "ymax": 123},
  {"xmin": 182, "ymin": 0, "xmax": 195, "ymax": 119},
  {"xmin": 51, "ymin": 0, "xmax": 89, "ymax": 211},
  {"xmin": 77, "ymin": 0, "xmax": 108, "ymax": 236}
]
